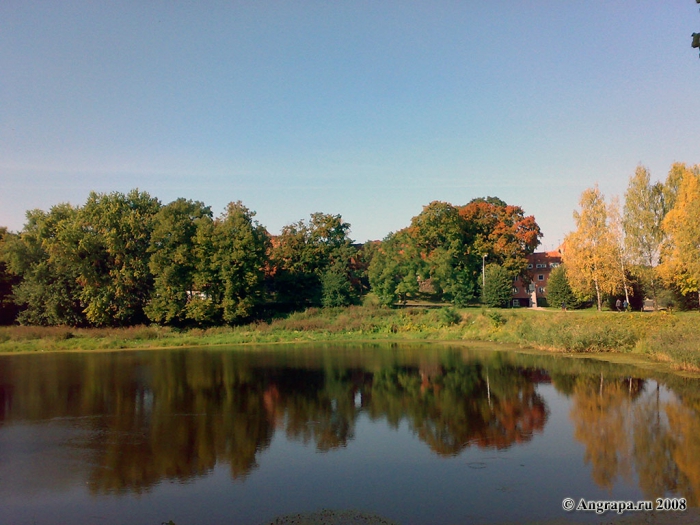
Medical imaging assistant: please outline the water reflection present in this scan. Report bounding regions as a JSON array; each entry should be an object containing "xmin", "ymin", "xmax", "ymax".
[
  {"xmin": 561, "ymin": 371, "xmax": 700, "ymax": 505},
  {"xmin": 0, "ymin": 345, "xmax": 699, "ymax": 511}
]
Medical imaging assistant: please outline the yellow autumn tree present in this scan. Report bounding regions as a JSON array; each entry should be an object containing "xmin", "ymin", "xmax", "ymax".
[
  {"xmin": 608, "ymin": 196, "xmax": 632, "ymax": 306},
  {"xmin": 657, "ymin": 164, "xmax": 700, "ymax": 306},
  {"xmin": 563, "ymin": 186, "xmax": 622, "ymax": 310}
]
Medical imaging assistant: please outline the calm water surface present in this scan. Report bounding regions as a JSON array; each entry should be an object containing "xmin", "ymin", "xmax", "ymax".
[{"xmin": 0, "ymin": 344, "xmax": 698, "ymax": 525}]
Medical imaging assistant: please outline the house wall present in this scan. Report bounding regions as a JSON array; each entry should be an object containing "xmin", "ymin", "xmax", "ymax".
[{"xmin": 511, "ymin": 251, "xmax": 562, "ymax": 307}]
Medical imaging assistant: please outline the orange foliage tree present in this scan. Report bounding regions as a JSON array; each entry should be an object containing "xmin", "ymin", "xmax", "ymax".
[{"xmin": 458, "ymin": 196, "xmax": 541, "ymax": 277}]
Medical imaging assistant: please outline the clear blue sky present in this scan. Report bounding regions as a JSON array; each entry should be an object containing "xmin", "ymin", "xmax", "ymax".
[{"xmin": 2, "ymin": 1, "xmax": 699, "ymax": 249}]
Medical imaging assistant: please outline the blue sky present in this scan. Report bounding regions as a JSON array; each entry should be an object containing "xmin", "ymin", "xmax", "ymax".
[{"xmin": 2, "ymin": 1, "xmax": 699, "ymax": 248}]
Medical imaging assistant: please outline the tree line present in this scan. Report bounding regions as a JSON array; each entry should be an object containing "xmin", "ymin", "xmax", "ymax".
[
  {"xmin": 0, "ymin": 191, "xmax": 541, "ymax": 326},
  {"xmin": 551, "ymin": 162, "xmax": 700, "ymax": 311}
]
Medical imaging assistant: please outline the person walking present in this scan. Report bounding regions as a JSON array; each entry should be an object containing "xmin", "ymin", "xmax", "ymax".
[{"xmin": 615, "ymin": 298, "xmax": 622, "ymax": 312}]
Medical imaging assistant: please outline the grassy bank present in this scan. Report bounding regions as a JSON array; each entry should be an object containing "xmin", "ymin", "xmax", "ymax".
[{"xmin": 0, "ymin": 305, "xmax": 698, "ymax": 372}]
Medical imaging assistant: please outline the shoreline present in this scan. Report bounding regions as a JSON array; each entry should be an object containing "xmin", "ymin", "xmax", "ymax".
[{"xmin": 1, "ymin": 306, "xmax": 699, "ymax": 378}]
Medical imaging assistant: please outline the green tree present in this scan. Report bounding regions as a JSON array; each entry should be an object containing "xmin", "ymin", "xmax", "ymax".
[
  {"xmin": 482, "ymin": 264, "xmax": 514, "ymax": 308},
  {"xmin": 353, "ymin": 241, "xmax": 379, "ymax": 297},
  {"xmin": 546, "ymin": 265, "xmax": 581, "ymax": 309},
  {"xmin": 368, "ymin": 198, "xmax": 539, "ymax": 307},
  {"xmin": 407, "ymin": 201, "xmax": 478, "ymax": 306},
  {"xmin": 271, "ymin": 213, "xmax": 357, "ymax": 310},
  {"xmin": 321, "ymin": 259, "xmax": 360, "ymax": 308},
  {"xmin": 408, "ymin": 201, "xmax": 465, "ymax": 254},
  {"xmin": 368, "ymin": 230, "xmax": 422, "ymax": 306},
  {"xmin": 145, "ymin": 199, "xmax": 213, "ymax": 326},
  {"xmin": 73, "ymin": 190, "xmax": 162, "ymax": 326},
  {"xmin": 0, "ymin": 227, "xmax": 20, "ymax": 324},
  {"xmin": 190, "ymin": 201, "xmax": 270, "ymax": 324},
  {"xmin": 1, "ymin": 205, "xmax": 86, "ymax": 325},
  {"xmin": 428, "ymin": 246, "xmax": 477, "ymax": 306}
]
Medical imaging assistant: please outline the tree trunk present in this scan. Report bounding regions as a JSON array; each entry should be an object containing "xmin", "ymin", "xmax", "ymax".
[
  {"xmin": 651, "ymin": 274, "xmax": 658, "ymax": 311},
  {"xmin": 619, "ymin": 256, "xmax": 630, "ymax": 306}
]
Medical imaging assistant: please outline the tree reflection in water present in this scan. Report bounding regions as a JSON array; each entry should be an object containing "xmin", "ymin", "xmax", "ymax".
[
  {"xmin": 566, "ymin": 372, "xmax": 700, "ymax": 505},
  {"xmin": 0, "ymin": 346, "xmax": 698, "ymax": 504}
]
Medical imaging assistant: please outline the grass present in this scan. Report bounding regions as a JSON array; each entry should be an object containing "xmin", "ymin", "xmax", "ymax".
[
  {"xmin": 0, "ymin": 303, "xmax": 698, "ymax": 372},
  {"xmin": 634, "ymin": 314, "xmax": 700, "ymax": 372}
]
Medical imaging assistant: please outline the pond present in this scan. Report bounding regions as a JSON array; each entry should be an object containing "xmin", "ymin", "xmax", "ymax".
[{"xmin": 0, "ymin": 343, "xmax": 698, "ymax": 525}]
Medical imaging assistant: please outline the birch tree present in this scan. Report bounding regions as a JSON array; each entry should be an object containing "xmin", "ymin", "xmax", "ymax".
[
  {"xmin": 563, "ymin": 186, "xmax": 620, "ymax": 310},
  {"xmin": 608, "ymin": 196, "xmax": 631, "ymax": 306},
  {"xmin": 623, "ymin": 166, "xmax": 666, "ymax": 307}
]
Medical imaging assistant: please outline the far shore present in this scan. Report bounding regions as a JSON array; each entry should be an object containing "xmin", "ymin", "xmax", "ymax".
[{"xmin": 2, "ymin": 305, "xmax": 699, "ymax": 377}]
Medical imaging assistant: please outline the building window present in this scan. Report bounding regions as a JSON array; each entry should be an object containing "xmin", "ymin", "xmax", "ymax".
[
  {"xmin": 527, "ymin": 264, "xmax": 533, "ymax": 269},
  {"xmin": 536, "ymin": 263, "xmax": 546, "ymax": 268},
  {"xmin": 538, "ymin": 274, "xmax": 544, "ymax": 281},
  {"xmin": 512, "ymin": 287, "xmax": 518, "ymax": 294},
  {"xmin": 550, "ymin": 262, "xmax": 560, "ymax": 268},
  {"xmin": 538, "ymin": 287, "xmax": 546, "ymax": 294},
  {"xmin": 512, "ymin": 299, "xmax": 520, "ymax": 307}
]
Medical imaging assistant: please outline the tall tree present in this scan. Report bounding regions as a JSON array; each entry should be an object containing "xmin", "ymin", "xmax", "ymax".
[
  {"xmin": 0, "ymin": 227, "xmax": 20, "ymax": 324},
  {"xmin": 662, "ymin": 162, "xmax": 699, "ymax": 214},
  {"xmin": 145, "ymin": 198, "xmax": 213, "ymax": 326},
  {"xmin": 367, "ymin": 198, "xmax": 540, "ymax": 307},
  {"xmin": 73, "ymin": 190, "xmax": 162, "ymax": 326},
  {"xmin": 408, "ymin": 201, "xmax": 478, "ymax": 306},
  {"xmin": 368, "ymin": 230, "xmax": 422, "ymax": 306},
  {"xmin": 563, "ymin": 186, "xmax": 620, "ymax": 310},
  {"xmin": 608, "ymin": 196, "xmax": 631, "ymax": 306},
  {"xmin": 191, "ymin": 201, "xmax": 270, "ymax": 324},
  {"xmin": 623, "ymin": 166, "xmax": 665, "ymax": 307},
  {"xmin": 408, "ymin": 201, "xmax": 465, "ymax": 254},
  {"xmin": 0, "ymin": 205, "xmax": 85, "ymax": 325},
  {"xmin": 458, "ymin": 197, "xmax": 541, "ymax": 277},
  {"xmin": 657, "ymin": 166, "xmax": 700, "ymax": 306},
  {"xmin": 271, "ymin": 213, "xmax": 357, "ymax": 310}
]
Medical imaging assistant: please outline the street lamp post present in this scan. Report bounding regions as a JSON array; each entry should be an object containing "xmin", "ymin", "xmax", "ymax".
[{"xmin": 482, "ymin": 254, "xmax": 488, "ymax": 292}]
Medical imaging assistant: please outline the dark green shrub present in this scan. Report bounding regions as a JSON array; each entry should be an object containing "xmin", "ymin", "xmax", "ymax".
[
  {"xmin": 482, "ymin": 264, "xmax": 514, "ymax": 308},
  {"xmin": 485, "ymin": 310, "xmax": 505, "ymax": 327},
  {"xmin": 321, "ymin": 266, "xmax": 357, "ymax": 308},
  {"xmin": 546, "ymin": 265, "xmax": 581, "ymax": 309},
  {"xmin": 438, "ymin": 306, "xmax": 462, "ymax": 326}
]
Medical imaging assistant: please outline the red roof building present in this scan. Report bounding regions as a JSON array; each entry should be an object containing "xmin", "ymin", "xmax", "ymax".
[{"xmin": 511, "ymin": 250, "xmax": 562, "ymax": 307}]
